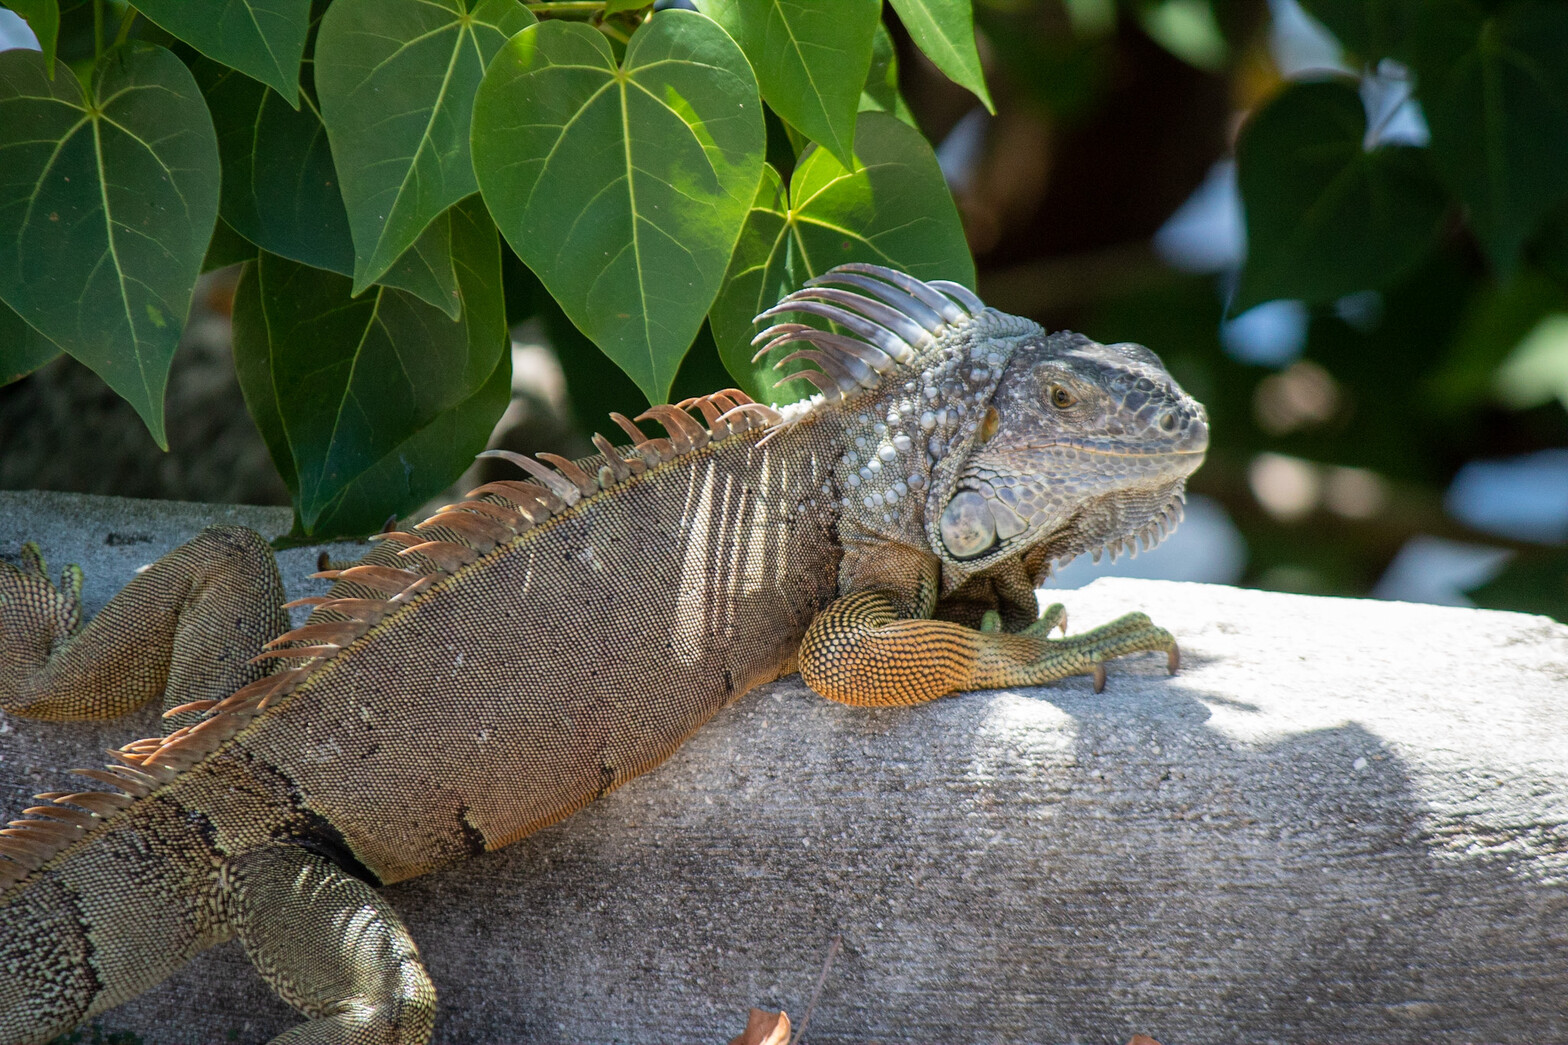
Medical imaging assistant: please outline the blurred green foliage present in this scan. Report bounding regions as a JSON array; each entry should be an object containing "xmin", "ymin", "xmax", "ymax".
[{"xmin": 0, "ymin": 0, "xmax": 1565, "ymax": 621}]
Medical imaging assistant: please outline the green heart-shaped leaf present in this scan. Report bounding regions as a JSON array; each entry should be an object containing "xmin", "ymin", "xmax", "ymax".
[
  {"xmin": 0, "ymin": 300, "xmax": 61, "ymax": 385},
  {"xmin": 231, "ymin": 197, "xmax": 509, "ymax": 538},
  {"xmin": 135, "ymin": 0, "xmax": 310, "ymax": 104},
  {"xmin": 1408, "ymin": 0, "xmax": 1568, "ymax": 274},
  {"xmin": 887, "ymin": 0, "xmax": 993, "ymax": 112},
  {"xmin": 197, "ymin": 49, "xmax": 462, "ymax": 317},
  {"xmin": 315, "ymin": 0, "xmax": 534, "ymax": 293},
  {"xmin": 0, "ymin": 44, "xmax": 220, "ymax": 449},
  {"xmin": 1235, "ymin": 79, "xmax": 1446, "ymax": 312},
  {"xmin": 709, "ymin": 111, "xmax": 974, "ymax": 403},
  {"xmin": 6, "ymin": 0, "xmax": 59, "ymax": 75},
  {"xmin": 699, "ymin": 0, "xmax": 878, "ymax": 169},
  {"xmin": 473, "ymin": 12, "xmax": 765, "ymax": 403}
]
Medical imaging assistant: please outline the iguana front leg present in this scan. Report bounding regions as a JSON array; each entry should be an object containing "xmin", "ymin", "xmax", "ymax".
[
  {"xmin": 798, "ymin": 558, "xmax": 1176, "ymax": 707},
  {"xmin": 224, "ymin": 846, "xmax": 436, "ymax": 1045},
  {"xmin": 0, "ymin": 526, "xmax": 286, "ymax": 724}
]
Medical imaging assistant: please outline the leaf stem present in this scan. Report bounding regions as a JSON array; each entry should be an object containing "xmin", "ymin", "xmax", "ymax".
[
  {"xmin": 597, "ymin": 20, "xmax": 631, "ymax": 43},
  {"xmin": 93, "ymin": 0, "xmax": 104, "ymax": 58},
  {"xmin": 114, "ymin": 9, "xmax": 137, "ymax": 47}
]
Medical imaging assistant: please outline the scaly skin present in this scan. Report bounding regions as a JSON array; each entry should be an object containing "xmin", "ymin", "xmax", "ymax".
[{"xmin": 0, "ymin": 266, "xmax": 1207, "ymax": 1044}]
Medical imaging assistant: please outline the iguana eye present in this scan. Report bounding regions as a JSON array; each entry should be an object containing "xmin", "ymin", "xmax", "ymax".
[{"xmin": 1050, "ymin": 385, "xmax": 1076, "ymax": 409}]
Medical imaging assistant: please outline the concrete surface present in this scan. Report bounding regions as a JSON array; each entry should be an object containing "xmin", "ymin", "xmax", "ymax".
[{"xmin": 2, "ymin": 490, "xmax": 1567, "ymax": 1044}]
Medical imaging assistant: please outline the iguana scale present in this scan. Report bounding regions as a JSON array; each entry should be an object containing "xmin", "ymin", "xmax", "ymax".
[{"xmin": 0, "ymin": 265, "xmax": 1207, "ymax": 1044}]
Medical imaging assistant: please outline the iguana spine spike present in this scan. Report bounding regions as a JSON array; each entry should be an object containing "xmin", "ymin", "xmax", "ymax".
[
  {"xmin": 636, "ymin": 405, "xmax": 708, "ymax": 453},
  {"xmin": 264, "ymin": 622, "xmax": 365, "ymax": 650},
  {"xmin": 162, "ymin": 699, "xmax": 219, "ymax": 719},
  {"xmin": 805, "ymin": 270, "xmax": 949, "ymax": 331},
  {"xmin": 250, "ymin": 644, "xmax": 342, "ymax": 664},
  {"xmin": 55, "ymin": 792, "xmax": 134, "ymax": 815},
  {"xmin": 397, "ymin": 542, "xmax": 476, "ymax": 574},
  {"xmin": 591, "ymin": 434, "xmax": 634, "ymax": 483},
  {"xmin": 682, "ymin": 396, "xmax": 725, "ymax": 429},
  {"xmin": 826, "ymin": 262, "xmax": 971, "ymax": 324},
  {"xmin": 715, "ymin": 403, "xmax": 782, "ymax": 429},
  {"xmin": 311, "ymin": 564, "xmax": 426, "ymax": 594},
  {"xmin": 478, "ymin": 451, "xmax": 582, "ymax": 505},
  {"xmin": 758, "ymin": 327, "xmax": 897, "ymax": 375},
  {"xmin": 21, "ymin": 806, "xmax": 97, "ymax": 827},
  {"xmin": 535, "ymin": 454, "xmax": 600, "ymax": 496},
  {"xmin": 282, "ymin": 595, "xmax": 333, "ymax": 610},
  {"xmin": 439, "ymin": 499, "xmax": 535, "ymax": 531},
  {"xmin": 71, "ymin": 768, "xmax": 150, "ymax": 796},
  {"xmin": 370, "ymin": 531, "xmax": 423, "ymax": 547},
  {"xmin": 928, "ymin": 279, "xmax": 985, "ymax": 313},
  {"xmin": 756, "ymin": 298, "xmax": 916, "ymax": 364},
  {"xmin": 418, "ymin": 511, "xmax": 513, "ymax": 549},
  {"xmin": 775, "ymin": 348, "xmax": 874, "ymax": 391},
  {"xmin": 465, "ymin": 481, "xmax": 561, "ymax": 517},
  {"xmin": 608, "ymin": 411, "xmax": 652, "ymax": 447},
  {"xmin": 302, "ymin": 598, "xmax": 393, "ymax": 625},
  {"xmin": 776, "ymin": 286, "xmax": 937, "ymax": 349},
  {"xmin": 776, "ymin": 369, "xmax": 843, "ymax": 400}
]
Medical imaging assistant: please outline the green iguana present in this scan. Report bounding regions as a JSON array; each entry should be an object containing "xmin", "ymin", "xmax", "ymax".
[{"xmin": 0, "ymin": 264, "xmax": 1207, "ymax": 1044}]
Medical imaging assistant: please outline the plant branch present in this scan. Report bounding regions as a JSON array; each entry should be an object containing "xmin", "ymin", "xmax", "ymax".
[{"xmin": 114, "ymin": 9, "xmax": 137, "ymax": 47}]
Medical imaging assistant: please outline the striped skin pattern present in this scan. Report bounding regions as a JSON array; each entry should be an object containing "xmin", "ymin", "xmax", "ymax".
[{"xmin": 0, "ymin": 265, "xmax": 1206, "ymax": 1044}]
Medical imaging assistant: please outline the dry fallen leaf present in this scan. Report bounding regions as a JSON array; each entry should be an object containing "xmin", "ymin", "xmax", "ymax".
[
  {"xmin": 729, "ymin": 1007, "xmax": 790, "ymax": 1045},
  {"xmin": 1127, "ymin": 1035, "xmax": 1163, "ymax": 1045}
]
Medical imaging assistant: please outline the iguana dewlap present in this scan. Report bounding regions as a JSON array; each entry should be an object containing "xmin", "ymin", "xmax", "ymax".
[{"xmin": 0, "ymin": 265, "xmax": 1207, "ymax": 1044}]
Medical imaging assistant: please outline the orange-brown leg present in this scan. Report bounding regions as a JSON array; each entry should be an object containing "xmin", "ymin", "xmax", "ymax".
[
  {"xmin": 0, "ymin": 527, "xmax": 286, "ymax": 722},
  {"xmin": 798, "ymin": 590, "xmax": 1177, "ymax": 707}
]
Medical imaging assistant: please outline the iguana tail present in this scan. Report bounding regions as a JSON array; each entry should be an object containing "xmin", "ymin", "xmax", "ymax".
[{"xmin": 0, "ymin": 806, "xmax": 224, "ymax": 1044}]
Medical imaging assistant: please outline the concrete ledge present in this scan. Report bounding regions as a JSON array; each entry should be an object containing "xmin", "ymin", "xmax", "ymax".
[{"xmin": 3, "ymin": 491, "xmax": 1567, "ymax": 1044}]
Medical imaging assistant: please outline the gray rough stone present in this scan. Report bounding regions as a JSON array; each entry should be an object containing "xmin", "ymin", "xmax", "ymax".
[{"xmin": 3, "ymin": 490, "xmax": 1567, "ymax": 1044}]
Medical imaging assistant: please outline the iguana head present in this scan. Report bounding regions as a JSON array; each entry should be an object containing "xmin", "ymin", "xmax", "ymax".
[
  {"xmin": 931, "ymin": 330, "xmax": 1208, "ymax": 588},
  {"xmin": 754, "ymin": 265, "xmax": 1208, "ymax": 593}
]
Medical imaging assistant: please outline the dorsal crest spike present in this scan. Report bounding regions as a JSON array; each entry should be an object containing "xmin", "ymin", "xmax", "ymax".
[
  {"xmin": 478, "ymin": 450, "xmax": 583, "ymax": 505},
  {"xmin": 637, "ymin": 405, "xmax": 709, "ymax": 454}
]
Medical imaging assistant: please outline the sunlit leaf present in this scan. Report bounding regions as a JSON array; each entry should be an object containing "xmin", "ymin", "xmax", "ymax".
[
  {"xmin": 699, "ymin": 0, "xmax": 877, "ymax": 169},
  {"xmin": 231, "ymin": 197, "xmax": 509, "ymax": 538},
  {"xmin": 887, "ymin": 0, "xmax": 993, "ymax": 112},
  {"xmin": 709, "ymin": 112, "xmax": 974, "ymax": 402},
  {"xmin": 1137, "ymin": 0, "xmax": 1228, "ymax": 72},
  {"xmin": 860, "ymin": 22, "xmax": 915, "ymax": 126},
  {"xmin": 134, "ymin": 0, "xmax": 310, "ymax": 104},
  {"xmin": 1407, "ymin": 0, "xmax": 1568, "ymax": 274},
  {"xmin": 0, "ymin": 300, "xmax": 61, "ymax": 384},
  {"xmin": 315, "ymin": 0, "xmax": 534, "ymax": 293},
  {"xmin": 473, "ymin": 12, "xmax": 765, "ymax": 403},
  {"xmin": 5, "ymin": 0, "xmax": 59, "ymax": 75},
  {"xmin": 1234, "ymin": 78, "xmax": 1445, "ymax": 312},
  {"xmin": 0, "ymin": 44, "xmax": 220, "ymax": 449}
]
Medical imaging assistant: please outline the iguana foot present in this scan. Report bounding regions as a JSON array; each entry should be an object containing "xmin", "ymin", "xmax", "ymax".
[
  {"xmin": 989, "ymin": 610, "xmax": 1178, "ymax": 693},
  {"xmin": 801, "ymin": 592, "xmax": 1177, "ymax": 706},
  {"xmin": 0, "ymin": 527, "xmax": 288, "ymax": 722},
  {"xmin": 0, "ymin": 542, "xmax": 84, "ymax": 712}
]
